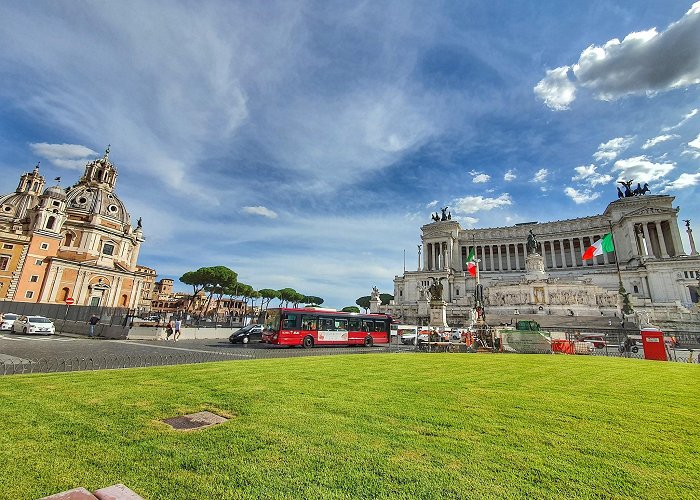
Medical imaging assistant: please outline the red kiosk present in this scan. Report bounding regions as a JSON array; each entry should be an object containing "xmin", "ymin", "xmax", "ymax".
[{"xmin": 640, "ymin": 328, "xmax": 667, "ymax": 361}]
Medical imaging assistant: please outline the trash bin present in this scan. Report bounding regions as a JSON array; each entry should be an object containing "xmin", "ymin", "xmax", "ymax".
[{"xmin": 641, "ymin": 328, "xmax": 667, "ymax": 361}]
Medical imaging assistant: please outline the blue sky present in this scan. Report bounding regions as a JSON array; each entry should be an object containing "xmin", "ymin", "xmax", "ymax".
[{"xmin": 1, "ymin": 1, "xmax": 699, "ymax": 309}]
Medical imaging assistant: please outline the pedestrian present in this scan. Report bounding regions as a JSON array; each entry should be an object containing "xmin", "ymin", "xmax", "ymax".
[
  {"xmin": 174, "ymin": 318, "xmax": 182, "ymax": 341},
  {"xmin": 165, "ymin": 320, "xmax": 174, "ymax": 341},
  {"xmin": 88, "ymin": 314, "xmax": 100, "ymax": 338}
]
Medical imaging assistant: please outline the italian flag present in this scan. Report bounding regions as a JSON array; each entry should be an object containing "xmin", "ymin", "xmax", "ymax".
[
  {"xmin": 466, "ymin": 247, "xmax": 477, "ymax": 277},
  {"xmin": 582, "ymin": 233, "xmax": 614, "ymax": 260}
]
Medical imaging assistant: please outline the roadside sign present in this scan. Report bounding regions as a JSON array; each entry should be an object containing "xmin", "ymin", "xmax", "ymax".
[{"xmin": 65, "ymin": 297, "xmax": 75, "ymax": 305}]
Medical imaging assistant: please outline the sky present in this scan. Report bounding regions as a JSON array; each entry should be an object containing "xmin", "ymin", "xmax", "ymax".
[{"xmin": 0, "ymin": 1, "xmax": 699, "ymax": 309}]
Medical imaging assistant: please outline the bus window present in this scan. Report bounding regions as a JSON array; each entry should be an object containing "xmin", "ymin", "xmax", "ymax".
[
  {"xmin": 282, "ymin": 314, "xmax": 298, "ymax": 329},
  {"xmin": 348, "ymin": 318, "xmax": 361, "ymax": 331},
  {"xmin": 319, "ymin": 318, "xmax": 335, "ymax": 331},
  {"xmin": 265, "ymin": 310, "xmax": 281, "ymax": 332},
  {"xmin": 362, "ymin": 320, "xmax": 373, "ymax": 332},
  {"xmin": 335, "ymin": 319, "xmax": 348, "ymax": 330},
  {"xmin": 374, "ymin": 320, "xmax": 386, "ymax": 332},
  {"xmin": 302, "ymin": 317, "xmax": 317, "ymax": 330}
]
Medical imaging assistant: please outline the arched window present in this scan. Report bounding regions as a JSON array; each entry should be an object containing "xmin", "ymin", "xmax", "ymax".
[
  {"xmin": 60, "ymin": 287, "xmax": 70, "ymax": 302},
  {"xmin": 63, "ymin": 232, "xmax": 75, "ymax": 247},
  {"xmin": 46, "ymin": 216, "xmax": 56, "ymax": 230},
  {"xmin": 32, "ymin": 182, "xmax": 38, "ymax": 192}
]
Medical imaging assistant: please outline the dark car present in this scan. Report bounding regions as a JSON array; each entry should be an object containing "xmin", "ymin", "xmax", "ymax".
[{"xmin": 229, "ymin": 324, "xmax": 263, "ymax": 344}]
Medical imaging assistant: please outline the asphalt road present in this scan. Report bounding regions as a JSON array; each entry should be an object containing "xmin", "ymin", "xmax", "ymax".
[{"xmin": 0, "ymin": 332, "xmax": 405, "ymax": 366}]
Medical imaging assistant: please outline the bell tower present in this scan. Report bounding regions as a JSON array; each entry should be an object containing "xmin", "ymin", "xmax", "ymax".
[{"xmin": 16, "ymin": 163, "xmax": 45, "ymax": 195}]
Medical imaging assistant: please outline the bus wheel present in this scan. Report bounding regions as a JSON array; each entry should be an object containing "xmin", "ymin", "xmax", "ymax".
[
  {"xmin": 364, "ymin": 336, "xmax": 373, "ymax": 347},
  {"xmin": 302, "ymin": 336, "xmax": 314, "ymax": 349}
]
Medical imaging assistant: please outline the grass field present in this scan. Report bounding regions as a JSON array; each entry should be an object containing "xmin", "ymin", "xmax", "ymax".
[{"xmin": 1, "ymin": 354, "xmax": 698, "ymax": 499}]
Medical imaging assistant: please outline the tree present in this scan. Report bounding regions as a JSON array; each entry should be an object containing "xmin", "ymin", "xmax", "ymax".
[
  {"xmin": 356, "ymin": 296, "xmax": 370, "ymax": 313},
  {"xmin": 278, "ymin": 288, "xmax": 297, "ymax": 307},
  {"xmin": 180, "ymin": 266, "xmax": 238, "ymax": 316},
  {"xmin": 305, "ymin": 296, "xmax": 324, "ymax": 306},
  {"xmin": 258, "ymin": 289, "xmax": 279, "ymax": 318},
  {"xmin": 342, "ymin": 306, "xmax": 360, "ymax": 313},
  {"xmin": 380, "ymin": 293, "xmax": 394, "ymax": 305}
]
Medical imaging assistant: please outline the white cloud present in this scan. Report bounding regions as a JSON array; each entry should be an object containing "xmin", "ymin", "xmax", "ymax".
[
  {"xmin": 426, "ymin": 200, "xmax": 438, "ymax": 208},
  {"xmin": 660, "ymin": 172, "xmax": 700, "ymax": 192},
  {"xmin": 242, "ymin": 206, "xmax": 278, "ymax": 219},
  {"xmin": 572, "ymin": 164, "xmax": 613, "ymax": 187},
  {"xmin": 533, "ymin": 66, "xmax": 576, "ymax": 111},
  {"xmin": 682, "ymin": 149, "xmax": 700, "ymax": 159},
  {"xmin": 29, "ymin": 142, "xmax": 98, "ymax": 170},
  {"xmin": 689, "ymin": 133, "xmax": 700, "ymax": 149},
  {"xmin": 612, "ymin": 155, "xmax": 675, "ymax": 183},
  {"xmin": 641, "ymin": 134, "xmax": 679, "ymax": 149},
  {"xmin": 459, "ymin": 216, "xmax": 479, "ymax": 226},
  {"xmin": 533, "ymin": 168, "xmax": 548, "ymax": 183},
  {"xmin": 662, "ymin": 108, "xmax": 698, "ymax": 131},
  {"xmin": 451, "ymin": 194, "xmax": 512, "ymax": 214},
  {"xmin": 472, "ymin": 173, "xmax": 490, "ymax": 183},
  {"xmin": 564, "ymin": 187, "xmax": 601, "ymax": 204},
  {"xmin": 593, "ymin": 136, "xmax": 634, "ymax": 163},
  {"xmin": 503, "ymin": 169, "xmax": 516, "ymax": 181},
  {"xmin": 536, "ymin": 3, "xmax": 700, "ymax": 108}
]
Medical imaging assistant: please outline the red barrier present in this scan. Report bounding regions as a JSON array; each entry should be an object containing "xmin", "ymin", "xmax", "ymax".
[{"xmin": 551, "ymin": 340, "xmax": 575, "ymax": 354}]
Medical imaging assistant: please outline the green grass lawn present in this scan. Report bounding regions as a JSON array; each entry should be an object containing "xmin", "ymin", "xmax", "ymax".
[{"xmin": 1, "ymin": 354, "xmax": 698, "ymax": 499}]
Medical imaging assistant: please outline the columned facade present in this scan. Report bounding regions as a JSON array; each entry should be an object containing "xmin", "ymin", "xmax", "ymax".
[{"xmin": 391, "ymin": 195, "xmax": 700, "ymax": 325}]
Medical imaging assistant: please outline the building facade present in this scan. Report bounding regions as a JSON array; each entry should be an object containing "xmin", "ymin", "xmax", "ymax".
[
  {"xmin": 390, "ymin": 194, "xmax": 700, "ymax": 325},
  {"xmin": 0, "ymin": 149, "xmax": 155, "ymax": 309}
]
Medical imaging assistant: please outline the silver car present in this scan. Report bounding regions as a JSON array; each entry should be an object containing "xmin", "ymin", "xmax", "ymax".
[
  {"xmin": 12, "ymin": 315, "xmax": 56, "ymax": 335},
  {"xmin": 0, "ymin": 313, "xmax": 19, "ymax": 331}
]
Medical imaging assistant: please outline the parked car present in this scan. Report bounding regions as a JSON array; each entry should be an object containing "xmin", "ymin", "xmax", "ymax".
[
  {"xmin": 229, "ymin": 324, "xmax": 263, "ymax": 344},
  {"xmin": 12, "ymin": 315, "xmax": 56, "ymax": 335},
  {"xmin": 0, "ymin": 313, "xmax": 19, "ymax": 331}
]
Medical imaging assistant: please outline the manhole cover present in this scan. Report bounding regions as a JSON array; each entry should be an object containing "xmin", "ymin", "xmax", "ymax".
[{"xmin": 161, "ymin": 411, "xmax": 228, "ymax": 430}]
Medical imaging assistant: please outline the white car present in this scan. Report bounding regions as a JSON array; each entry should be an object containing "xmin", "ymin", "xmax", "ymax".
[
  {"xmin": 12, "ymin": 315, "xmax": 56, "ymax": 335},
  {"xmin": 0, "ymin": 313, "xmax": 19, "ymax": 331},
  {"xmin": 401, "ymin": 332, "xmax": 430, "ymax": 345}
]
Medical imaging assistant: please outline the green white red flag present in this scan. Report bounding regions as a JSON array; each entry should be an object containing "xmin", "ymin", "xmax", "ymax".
[
  {"xmin": 582, "ymin": 233, "xmax": 614, "ymax": 260},
  {"xmin": 466, "ymin": 247, "xmax": 477, "ymax": 277}
]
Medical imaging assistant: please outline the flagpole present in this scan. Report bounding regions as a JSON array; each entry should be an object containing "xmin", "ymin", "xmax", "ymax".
[{"xmin": 608, "ymin": 220, "xmax": 634, "ymax": 320}]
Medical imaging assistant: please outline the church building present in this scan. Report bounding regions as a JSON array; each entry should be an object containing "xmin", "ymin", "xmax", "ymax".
[{"xmin": 0, "ymin": 148, "xmax": 155, "ymax": 308}]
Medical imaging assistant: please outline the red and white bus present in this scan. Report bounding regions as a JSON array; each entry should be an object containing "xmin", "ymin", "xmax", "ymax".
[{"xmin": 261, "ymin": 307, "xmax": 393, "ymax": 348}]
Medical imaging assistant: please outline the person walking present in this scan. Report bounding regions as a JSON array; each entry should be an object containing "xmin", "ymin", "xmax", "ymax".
[
  {"xmin": 88, "ymin": 315, "xmax": 100, "ymax": 338},
  {"xmin": 165, "ymin": 320, "xmax": 174, "ymax": 341},
  {"xmin": 174, "ymin": 318, "xmax": 182, "ymax": 341}
]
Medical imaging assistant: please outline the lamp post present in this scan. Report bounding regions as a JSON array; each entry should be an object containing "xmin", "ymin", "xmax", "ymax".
[{"xmin": 608, "ymin": 220, "xmax": 634, "ymax": 325}]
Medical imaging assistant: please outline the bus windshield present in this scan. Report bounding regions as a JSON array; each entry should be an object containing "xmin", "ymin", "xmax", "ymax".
[{"xmin": 264, "ymin": 310, "xmax": 280, "ymax": 333}]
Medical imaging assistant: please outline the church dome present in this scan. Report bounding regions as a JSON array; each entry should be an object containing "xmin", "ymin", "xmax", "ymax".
[
  {"xmin": 0, "ymin": 191, "xmax": 37, "ymax": 219},
  {"xmin": 65, "ymin": 185, "xmax": 131, "ymax": 226},
  {"xmin": 42, "ymin": 185, "xmax": 67, "ymax": 201}
]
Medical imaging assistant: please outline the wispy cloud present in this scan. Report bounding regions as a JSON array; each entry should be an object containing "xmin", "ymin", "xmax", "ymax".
[
  {"xmin": 503, "ymin": 169, "xmax": 516, "ymax": 181},
  {"xmin": 29, "ymin": 142, "xmax": 98, "ymax": 170},
  {"xmin": 564, "ymin": 187, "xmax": 601, "ymax": 204},
  {"xmin": 532, "ymin": 169, "xmax": 548, "ymax": 183},
  {"xmin": 661, "ymin": 108, "xmax": 698, "ymax": 131},
  {"xmin": 641, "ymin": 134, "xmax": 679, "ymax": 149},
  {"xmin": 660, "ymin": 172, "xmax": 700, "ymax": 193},
  {"xmin": 572, "ymin": 164, "xmax": 613, "ymax": 187},
  {"xmin": 593, "ymin": 137, "xmax": 635, "ymax": 163},
  {"xmin": 243, "ymin": 206, "xmax": 278, "ymax": 219}
]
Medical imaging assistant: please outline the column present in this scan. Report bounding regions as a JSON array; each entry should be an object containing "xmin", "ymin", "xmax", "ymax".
[
  {"xmin": 559, "ymin": 239, "xmax": 567, "ymax": 268},
  {"xmin": 506, "ymin": 244, "xmax": 512, "ymax": 271},
  {"xmin": 655, "ymin": 222, "xmax": 669, "ymax": 258},
  {"xmin": 497, "ymin": 244, "xmax": 502, "ymax": 271},
  {"xmin": 642, "ymin": 223, "xmax": 653, "ymax": 258},
  {"xmin": 669, "ymin": 220, "xmax": 686, "ymax": 256},
  {"xmin": 514, "ymin": 243, "xmax": 520, "ymax": 270},
  {"xmin": 569, "ymin": 238, "xmax": 577, "ymax": 268}
]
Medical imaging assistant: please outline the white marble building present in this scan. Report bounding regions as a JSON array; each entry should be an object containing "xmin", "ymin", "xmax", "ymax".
[{"xmin": 389, "ymin": 194, "xmax": 700, "ymax": 326}]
